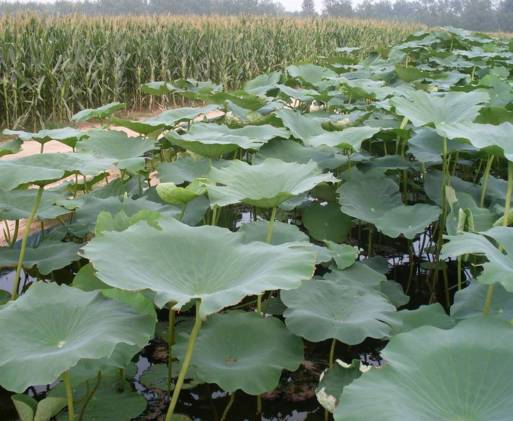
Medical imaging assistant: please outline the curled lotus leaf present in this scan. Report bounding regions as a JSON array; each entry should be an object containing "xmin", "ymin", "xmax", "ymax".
[
  {"xmin": 208, "ymin": 158, "xmax": 337, "ymax": 208},
  {"xmin": 71, "ymin": 102, "xmax": 126, "ymax": 122},
  {"xmin": 335, "ymin": 317, "xmax": 513, "ymax": 421},
  {"xmin": 3, "ymin": 127, "xmax": 86, "ymax": 148},
  {"xmin": 0, "ymin": 282, "xmax": 154, "ymax": 393},
  {"xmin": 82, "ymin": 218, "xmax": 315, "ymax": 317}
]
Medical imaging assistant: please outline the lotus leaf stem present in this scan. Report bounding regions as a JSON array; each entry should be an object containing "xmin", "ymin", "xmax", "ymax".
[
  {"xmin": 265, "ymin": 207, "xmax": 277, "ymax": 244},
  {"xmin": 78, "ymin": 371, "xmax": 102, "ymax": 421},
  {"xmin": 220, "ymin": 393, "xmax": 235, "ymax": 421},
  {"xmin": 329, "ymin": 338, "xmax": 336, "ymax": 368},
  {"xmin": 483, "ymin": 160, "xmax": 513, "ymax": 315},
  {"xmin": 168, "ymin": 307, "xmax": 176, "ymax": 394},
  {"xmin": 12, "ymin": 185, "xmax": 44, "ymax": 300},
  {"xmin": 63, "ymin": 370, "xmax": 75, "ymax": 421},
  {"xmin": 367, "ymin": 225, "xmax": 373, "ymax": 257},
  {"xmin": 480, "ymin": 155, "xmax": 494, "ymax": 208},
  {"xmin": 165, "ymin": 301, "xmax": 202, "ymax": 421}
]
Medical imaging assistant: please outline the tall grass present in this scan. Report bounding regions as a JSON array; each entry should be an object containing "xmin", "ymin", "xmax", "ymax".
[{"xmin": 0, "ymin": 14, "xmax": 422, "ymax": 129}]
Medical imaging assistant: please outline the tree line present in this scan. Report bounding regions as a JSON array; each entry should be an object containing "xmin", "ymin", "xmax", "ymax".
[{"xmin": 0, "ymin": 0, "xmax": 512, "ymax": 32}]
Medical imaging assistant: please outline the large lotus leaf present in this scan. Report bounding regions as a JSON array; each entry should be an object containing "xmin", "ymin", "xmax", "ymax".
[
  {"xmin": 180, "ymin": 312, "xmax": 303, "ymax": 395},
  {"xmin": 388, "ymin": 304, "xmax": 454, "ymax": 335},
  {"xmin": 451, "ymin": 282, "xmax": 513, "ymax": 321},
  {"xmin": 391, "ymin": 90, "xmax": 489, "ymax": 127},
  {"xmin": 256, "ymin": 139, "xmax": 347, "ymax": 170},
  {"xmin": 82, "ymin": 218, "xmax": 315, "ymax": 317},
  {"xmin": 238, "ymin": 220, "xmax": 308, "ymax": 245},
  {"xmin": 437, "ymin": 121, "xmax": 513, "ymax": 161},
  {"xmin": 94, "ymin": 210, "xmax": 162, "ymax": 236},
  {"xmin": 0, "ymin": 240, "xmax": 81, "ymax": 275},
  {"xmin": 324, "ymin": 242, "xmax": 358, "ymax": 270},
  {"xmin": 442, "ymin": 227, "xmax": 513, "ymax": 291},
  {"xmin": 208, "ymin": 158, "xmax": 337, "ymax": 208},
  {"xmin": 0, "ymin": 153, "xmax": 114, "ymax": 190},
  {"xmin": 158, "ymin": 157, "xmax": 213, "ymax": 184},
  {"xmin": 424, "ymin": 171, "xmax": 481, "ymax": 206},
  {"xmin": 166, "ymin": 123, "xmax": 288, "ymax": 157},
  {"xmin": 0, "ymin": 138, "xmax": 22, "ymax": 157},
  {"xmin": 287, "ymin": 64, "xmax": 336, "ymax": 86},
  {"xmin": 77, "ymin": 129, "xmax": 154, "ymax": 172},
  {"xmin": 243, "ymin": 71, "xmax": 281, "ymax": 95},
  {"xmin": 69, "ymin": 195, "xmax": 177, "ymax": 236},
  {"xmin": 306, "ymin": 126, "xmax": 381, "ymax": 151},
  {"xmin": 338, "ymin": 175, "xmax": 402, "ymax": 222},
  {"xmin": 3, "ymin": 127, "xmax": 86, "ymax": 148},
  {"xmin": 408, "ymin": 127, "xmax": 475, "ymax": 164},
  {"xmin": 0, "ymin": 283, "xmax": 154, "ymax": 393},
  {"xmin": 276, "ymin": 109, "xmax": 327, "ymax": 141},
  {"xmin": 12, "ymin": 394, "xmax": 67, "ymax": 421},
  {"xmin": 334, "ymin": 317, "xmax": 513, "ymax": 421},
  {"xmin": 71, "ymin": 102, "xmax": 126, "ymax": 122},
  {"xmin": 111, "ymin": 105, "xmax": 219, "ymax": 135},
  {"xmin": 276, "ymin": 84, "xmax": 320, "ymax": 102},
  {"xmin": 303, "ymin": 202, "xmax": 352, "ymax": 243},
  {"xmin": 0, "ymin": 189, "xmax": 68, "ymax": 220},
  {"xmin": 374, "ymin": 203, "xmax": 441, "ymax": 239},
  {"xmin": 282, "ymin": 278, "xmax": 396, "ymax": 345}
]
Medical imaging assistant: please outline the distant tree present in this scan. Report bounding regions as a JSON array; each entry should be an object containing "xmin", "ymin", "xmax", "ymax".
[
  {"xmin": 498, "ymin": 0, "xmax": 513, "ymax": 31},
  {"xmin": 302, "ymin": 0, "xmax": 316, "ymax": 16},
  {"xmin": 323, "ymin": 0, "xmax": 353, "ymax": 16}
]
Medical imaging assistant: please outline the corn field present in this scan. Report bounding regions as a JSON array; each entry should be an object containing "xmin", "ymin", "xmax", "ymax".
[{"xmin": 0, "ymin": 14, "xmax": 422, "ymax": 129}]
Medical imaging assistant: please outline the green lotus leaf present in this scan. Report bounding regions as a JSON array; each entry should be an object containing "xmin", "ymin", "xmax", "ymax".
[
  {"xmin": 0, "ymin": 240, "xmax": 82, "ymax": 275},
  {"xmin": 256, "ymin": 139, "xmax": 347, "ymax": 170},
  {"xmin": 303, "ymin": 202, "xmax": 352, "ymax": 243},
  {"xmin": 324, "ymin": 262, "xmax": 386, "ymax": 288},
  {"xmin": 82, "ymin": 218, "xmax": 315, "ymax": 317},
  {"xmin": 0, "ymin": 138, "xmax": 22, "ymax": 157},
  {"xmin": 442, "ymin": 227, "xmax": 513, "ymax": 291},
  {"xmin": 95, "ymin": 210, "xmax": 162, "ymax": 236},
  {"xmin": 3, "ymin": 127, "xmax": 86, "ymax": 148},
  {"xmin": 70, "ymin": 195, "xmax": 178, "ymax": 236},
  {"xmin": 282, "ymin": 277, "xmax": 396, "ymax": 345},
  {"xmin": 156, "ymin": 179, "xmax": 207, "ymax": 206},
  {"xmin": 12, "ymin": 394, "xmax": 67, "ymax": 421},
  {"xmin": 391, "ymin": 90, "xmax": 489, "ymax": 126},
  {"xmin": 166, "ymin": 123, "xmax": 288, "ymax": 157},
  {"xmin": 334, "ymin": 317, "xmax": 513, "ymax": 420},
  {"xmin": 374, "ymin": 203, "xmax": 441, "ymax": 239},
  {"xmin": 238, "ymin": 220, "xmax": 308, "ymax": 244},
  {"xmin": 208, "ymin": 158, "xmax": 337, "ymax": 208},
  {"xmin": 338, "ymin": 77, "xmax": 395, "ymax": 100},
  {"xmin": 244, "ymin": 71, "xmax": 281, "ymax": 95},
  {"xmin": 437, "ymin": 121, "xmax": 513, "ymax": 161},
  {"xmin": 408, "ymin": 127, "xmax": 474, "ymax": 164},
  {"xmin": 388, "ymin": 303, "xmax": 454, "ymax": 335},
  {"xmin": 158, "ymin": 157, "xmax": 215, "ymax": 184},
  {"xmin": 0, "ymin": 153, "xmax": 115, "ymax": 191},
  {"xmin": 181, "ymin": 311, "xmax": 303, "ymax": 395},
  {"xmin": 0, "ymin": 282, "xmax": 154, "ymax": 392},
  {"xmin": 276, "ymin": 84, "xmax": 320, "ymax": 102},
  {"xmin": 111, "ymin": 105, "xmax": 219, "ymax": 135},
  {"xmin": 54, "ymin": 374, "xmax": 146, "ymax": 421},
  {"xmin": 77, "ymin": 129, "xmax": 155, "ymax": 172},
  {"xmin": 287, "ymin": 64, "xmax": 336, "ymax": 85},
  {"xmin": 395, "ymin": 65, "xmax": 447, "ymax": 82},
  {"xmin": 324, "ymin": 241, "xmax": 358, "ymax": 270},
  {"xmin": 0, "ymin": 189, "xmax": 69, "ymax": 220},
  {"xmin": 451, "ymin": 282, "xmax": 513, "ymax": 321},
  {"xmin": 338, "ymin": 175, "xmax": 402, "ymax": 222},
  {"xmin": 71, "ymin": 102, "xmax": 126, "ymax": 122},
  {"xmin": 276, "ymin": 109, "xmax": 328, "ymax": 142},
  {"xmin": 316, "ymin": 360, "xmax": 362, "ymax": 413},
  {"xmin": 306, "ymin": 126, "xmax": 381, "ymax": 151}
]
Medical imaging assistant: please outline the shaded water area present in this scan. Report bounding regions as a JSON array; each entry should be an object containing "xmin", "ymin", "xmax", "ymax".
[{"xmin": 0, "ymin": 224, "xmax": 463, "ymax": 420}]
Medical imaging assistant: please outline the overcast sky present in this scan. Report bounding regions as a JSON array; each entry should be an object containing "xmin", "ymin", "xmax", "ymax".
[{"xmin": 279, "ymin": 0, "xmax": 324, "ymax": 12}]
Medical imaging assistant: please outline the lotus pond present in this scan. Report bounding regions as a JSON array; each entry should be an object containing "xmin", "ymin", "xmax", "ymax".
[{"xmin": 2, "ymin": 26, "xmax": 513, "ymax": 421}]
